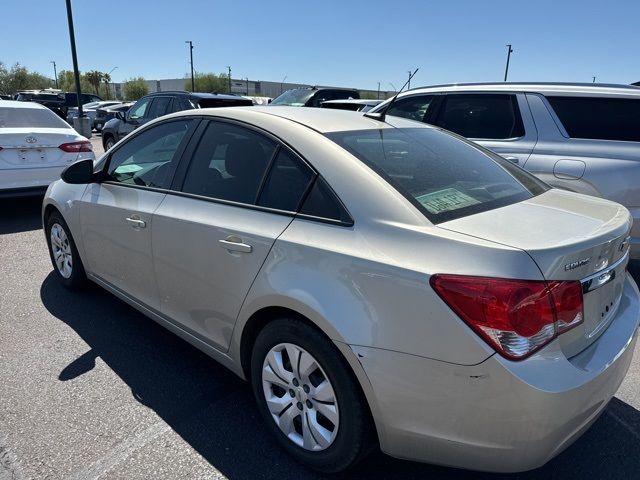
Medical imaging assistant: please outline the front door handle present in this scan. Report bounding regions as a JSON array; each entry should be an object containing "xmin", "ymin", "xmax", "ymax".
[
  {"xmin": 219, "ymin": 235, "xmax": 252, "ymax": 253},
  {"xmin": 125, "ymin": 216, "xmax": 146, "ymax": 228},
  {"xmin": 504, "ymin": 156, "xmax": 519, "ymax": 164}
]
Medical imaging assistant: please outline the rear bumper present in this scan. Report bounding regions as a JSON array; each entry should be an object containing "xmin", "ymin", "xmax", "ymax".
[
  {"xmin": 0, "ymin": 166, "xmax": 65, "ymax": 192},
  {"xmin": 353, "ymin": 274, "xmax": 640, "ymax": 473}
]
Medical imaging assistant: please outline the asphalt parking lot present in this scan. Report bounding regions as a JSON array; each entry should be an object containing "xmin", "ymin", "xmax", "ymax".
[{"xmin": 0, "ymin": 193, "xmax": 639, "ymax": 479}]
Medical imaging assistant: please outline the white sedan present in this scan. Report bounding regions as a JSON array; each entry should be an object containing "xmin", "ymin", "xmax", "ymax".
[{"xmin": 0, "ymin": 100, "xmax": 95, "ymax": 196}]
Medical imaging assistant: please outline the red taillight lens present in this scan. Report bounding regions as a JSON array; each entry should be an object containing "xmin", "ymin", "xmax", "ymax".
[
  {"xmin": 431, "ymin": 275, "xmax": 583, "ymax": 360},
  {"xmin": 59, "ymin": 141, "xmax": 92, "ymax": 153},
  {"xmin": 549, "ymin": 281, "xmax": 584, "ymax": 333}
]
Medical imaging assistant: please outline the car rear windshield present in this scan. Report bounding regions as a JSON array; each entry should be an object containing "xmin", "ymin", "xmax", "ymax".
[
  {"xmin": 326, "ymin": 127, "xmax": 548, "ymax": 223},
  {"xmin": 546, "ymin": 96, "xmax": 640, "ymax": 142},
  {"xmin": 0, "ymin": 107, "xmax": 69, "ymax": 128},
  {"xmin": 270, "ymin": 89, "xmax": 315, "ymax": 106}
]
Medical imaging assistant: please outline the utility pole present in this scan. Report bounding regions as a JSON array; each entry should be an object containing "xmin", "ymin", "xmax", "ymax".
[
  {"xmin": 51, "ymin": 61, "xmax": 58, "ymax": 89},
  {"xmin": 407, "ymin": 71, "xmax": 412, "ymax": 90},
  {"xmin": 246, "ymin": 77, "xmax": 249, "ymax": 95},
  {"xmin": 377, "ymin": 81, "xmax": 380, "ymax": 99},
  {"xmin": 227, "ymin": 66, "xmax": 231, "ymax": 93},
  {"xmin": 185, "ymin": 41, "xmax": 194, "ymax": 91},
  {"xmin": 65, "ymin": 0, "xmax": 86, "ymax": 134},
  {"xmin": 504, "ymin": 44, "xmax": 514, "ymax": 82}
]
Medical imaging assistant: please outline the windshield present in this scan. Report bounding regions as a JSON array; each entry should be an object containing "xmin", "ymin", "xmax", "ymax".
[
  {"xmin": 270, "ymin": 89, "xmax": 315, "ymax": 106},
  {"xmin": 326, "ymin": 127, "xmax": 548, "ymax": 223},
  {"xmin": 0, "ymin": 107, "xmax": 70, "ymax": 128}
]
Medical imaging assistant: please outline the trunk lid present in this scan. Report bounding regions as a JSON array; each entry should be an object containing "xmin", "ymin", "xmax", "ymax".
[
  {"xmin": 0, "ymin": 128, "xmax": 83, "ymax": 168},
  {"xmin": 439, "ymin": 189, "xmax": 632, "ymax": 357}
]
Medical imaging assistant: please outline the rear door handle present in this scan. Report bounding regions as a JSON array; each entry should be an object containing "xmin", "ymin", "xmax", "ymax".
[
  {"xmin": 125, "ymin": 216, "xmax": 146, "ymax": 228},
  {"xmin": 219, "ymin": 235, "xmax": 252, "ymax": 253}
]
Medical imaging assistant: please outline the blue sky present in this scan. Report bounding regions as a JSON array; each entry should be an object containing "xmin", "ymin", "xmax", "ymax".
[{"xmin": 3, "ymin": 0, "xmax": 639, "ymax": 90}]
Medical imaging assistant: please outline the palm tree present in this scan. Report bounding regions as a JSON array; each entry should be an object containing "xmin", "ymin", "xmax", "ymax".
[
  {"xmin": 85, "ymin": 70, "xmax": 104, "ymax": 96},
  {"xmin": 102, "ymin": 72, "xmax": 112, "ymax": 99}
]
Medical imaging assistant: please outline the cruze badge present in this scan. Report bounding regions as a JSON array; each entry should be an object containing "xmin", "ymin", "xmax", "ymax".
[
  {"xmin": 565, "ymin": 258, "xmax": 591, "ymax": 271},
  {"xmin": 25, "ymin": 136, "xmax": 37, "ymax": 143}
]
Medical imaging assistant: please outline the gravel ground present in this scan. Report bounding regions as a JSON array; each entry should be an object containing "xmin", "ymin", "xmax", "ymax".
[{"xmin": 0, "ymin": 196, "xmax": 639, "ymax": 480}]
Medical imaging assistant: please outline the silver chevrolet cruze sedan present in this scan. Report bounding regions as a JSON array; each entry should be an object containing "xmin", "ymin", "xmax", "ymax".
[{"xmin": 43, "ymin": 107, "xmax": 639, "ymax": 473}]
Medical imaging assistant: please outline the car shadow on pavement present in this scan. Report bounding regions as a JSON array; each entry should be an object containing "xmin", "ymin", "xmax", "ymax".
[
  {"xmin": 0, "ymin": 196, "xmax": 43, "ymax": 234},
  {"xmin": 40, "ymin": 272, "xmax": 640, "ymax": 480}
]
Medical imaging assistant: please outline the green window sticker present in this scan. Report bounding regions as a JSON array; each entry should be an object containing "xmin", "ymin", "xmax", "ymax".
[
  {"xmin": 416, "ymin": 188, "xmax": 480, "ymax": 214},
  {"xmin": 114, "ymin": 164, "xmax": 143, "ymax": 174}
]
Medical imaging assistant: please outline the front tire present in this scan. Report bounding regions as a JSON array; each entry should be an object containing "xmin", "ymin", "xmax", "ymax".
[
  {"xmin": 45, "ymin": 211, "xmax": 87, "ymax": 289},
  {"xmin": 103, "ymin": 135, "xmax": 115, "ymax": 151},
  {"xmin": 251, "ymin": 318, "xmax": 375, "ymax": 473}
]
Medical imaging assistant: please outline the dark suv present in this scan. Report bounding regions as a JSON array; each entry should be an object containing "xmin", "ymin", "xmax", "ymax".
[
  {"xmin": 15, "ymin": 91, "xmax": 102, "ymax": 118},
  {"xmin": 101, "ymin": 91, "xmax": 253, "ymax": 150},
  {"xmin": 270, "ymin": 86, "xmax": 360, "ymax": 107}
]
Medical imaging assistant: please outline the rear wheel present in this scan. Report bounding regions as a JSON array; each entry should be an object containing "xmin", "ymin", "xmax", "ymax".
[
  {"xmin": 45, "ymin": 211, "xmax": 87, "ymax": 289},
  {"xmin": 250, "ymin": 318, "xmax": 375, "ymax": 473}
]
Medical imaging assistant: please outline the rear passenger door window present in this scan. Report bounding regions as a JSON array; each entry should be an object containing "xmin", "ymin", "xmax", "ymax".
[
  {"xmin": 434, "ymin": 94, "xmax": 524, "ymax": 139},
  {"xmin": 386, "ymin": 95, "xmax": 436, "ymax": 123},
  {"xmin": 545, "ymin": 96, "xmax": 640, "ymax": 142},
  {"xmin": 181, "ymin": 121, "xmax": 277, "ymax": 204}
]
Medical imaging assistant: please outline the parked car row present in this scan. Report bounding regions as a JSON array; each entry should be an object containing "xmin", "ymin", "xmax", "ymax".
[
  {"xmin": 2, "ymin": 79, "xmax": 639, "ymax": 475},
  {"xmin": 14, "ymin": 90, "xmax": 103, "ymax": 119}
]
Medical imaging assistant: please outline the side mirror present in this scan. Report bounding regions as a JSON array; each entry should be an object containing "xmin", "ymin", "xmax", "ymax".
[
  {"xmin": 61, "ymin": 159, "xmax": 96, "ymax": 184},
  {"xmin": 116, "ymin": 111, "xmax": 126, "ymax": 121}
]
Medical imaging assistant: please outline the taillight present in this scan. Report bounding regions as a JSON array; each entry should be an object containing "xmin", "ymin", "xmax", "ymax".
[
  {"xmin": 59, "ymin": 141, "xmax": 92, "ymax": 153},
  {"xmin": 430, "ymin": 275, "xmax": 583, "ymax": 360}
]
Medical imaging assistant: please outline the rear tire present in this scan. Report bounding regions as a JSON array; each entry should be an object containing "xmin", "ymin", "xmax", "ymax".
[
  {"xmin": 250, "ymin": 318, "xmax": 375, "ymax": 473},
  {"xmin": 45, "ymin": 211, "xmax": 87, "ymax": 289}
]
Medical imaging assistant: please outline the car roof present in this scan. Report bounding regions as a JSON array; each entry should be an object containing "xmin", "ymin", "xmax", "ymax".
[
  {"xmin": 399, "ymin": 82, "xmax": 640, "ymax": 97},
  {"xmin": 0, "ymin": 100, "xmax": 47, "ymax": 109},
  {"xmin": 173, "ymin": 105, "xmax": 427, "ymax": 133},
  {"xmin": 145, "ymin": 90, "xmax": 246, "ymax": 101}
]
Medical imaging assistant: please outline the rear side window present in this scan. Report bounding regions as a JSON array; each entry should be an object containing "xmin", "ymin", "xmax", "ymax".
[
  {"xmin": 546, "ymin": 96, "xmax": 640, "ymax": 142},
  {"xmin": 181, "ymin": 121, "xmax": 277, "ymax": 204},
  {"xmin": 258, "ymin": 149, "xmax": 315, "ymax": 211},
  {"xmin": 299, "ymin": 177, "xmax": 352, "ymax": 224},
  {"xmin": 435, "ymin": 94, "xmax": 524, "ymax": 139},
  {"xmin": 326, "ymin": 127, "xmax": 547, "ymax": 224},
  {"xmin": 386, "ymin": 95, "xmax": 436, "ymax": 123}
]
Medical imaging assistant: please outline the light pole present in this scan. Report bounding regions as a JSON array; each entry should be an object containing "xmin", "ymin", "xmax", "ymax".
[
  {"xmin": 227, "ymin": 66, "xmax": 231, "ymax": 93},
  {"xmin": 407, "ymin": 71, "xmax": 412, "ymax": 89},
  {"xmin": 246, "ymin": 77, "xmax": 250, "ymax": 95},
  {"xmin": 377, "ymin": 81, "xmax": 380, "ymax": 99},
  {"xmin": 280, "ymin": 75, "xmax": 287, "ymax": 94},
  {"xmin": 107, "ymin": 66, "xmax": 117, "ymax": 99},
  {"xmin": 51, "ymin": 61, "xmax": 58, "ymax": 89},
  {"xmin": 592, "ymin": 76, "xmax": 596, "ymax": 83},
  {"xmin": 65, "ymin": 0, "xmax": 87, "ymax": 136},
  {"xmin": 185, "ymin": 41, "xmax": 194, "ymax": 91},
  {"xmin": 504, "ymin": 44, "xmax": 514, "ymax": 82}
]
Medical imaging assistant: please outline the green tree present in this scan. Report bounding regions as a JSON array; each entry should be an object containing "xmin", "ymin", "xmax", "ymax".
[
  {"xmin": 101, "ymin": 72, "xmax": 113, "ymax": 99},
  {"xmin": 123, "ymin": 77, "xmax": 149, "ymax": 100},
  {"xmin": 57, "ymin": 69, "xmax": 93, "ymax": 94},
  {"xmin": 185, "ymin": 72, "xmax": 228, "ymax": 93},
  {"xmin": 0, "ymin": 62, "xmax": 52, "ymax": 94}
]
